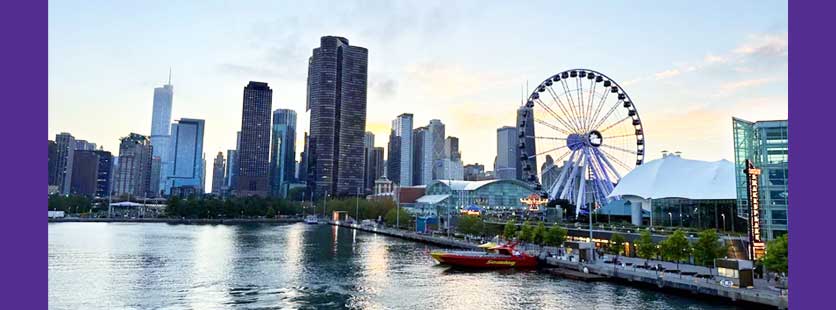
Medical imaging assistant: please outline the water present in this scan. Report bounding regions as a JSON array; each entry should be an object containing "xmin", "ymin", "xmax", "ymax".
[{"xmin": 49, "ymin": 223, "xmax": 742, "ymax": 309}]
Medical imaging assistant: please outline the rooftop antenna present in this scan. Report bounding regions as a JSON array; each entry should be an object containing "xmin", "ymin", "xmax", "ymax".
[{"xmin": 168, "ymin": 67, "xmax": 172, "ymax": 85}]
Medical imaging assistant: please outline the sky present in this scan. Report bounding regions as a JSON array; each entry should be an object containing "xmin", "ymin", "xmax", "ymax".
[{"xmin": 48, "ymin": 1, "xmax": 788, "ymax": 190}]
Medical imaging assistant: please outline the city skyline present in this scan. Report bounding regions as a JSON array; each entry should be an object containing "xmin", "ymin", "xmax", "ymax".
[{"xmin": 48, "ymin": 1, "xmax": 788, "ymax": 191}]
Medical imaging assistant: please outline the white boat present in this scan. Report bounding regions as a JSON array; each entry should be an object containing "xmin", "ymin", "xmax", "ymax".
[{"xmin": 304, "ymin": 215, "xmax": 319, "ymax": 224}]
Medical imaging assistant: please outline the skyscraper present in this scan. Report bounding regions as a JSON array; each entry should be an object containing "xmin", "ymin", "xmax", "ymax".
[
  {"xmin": 69, "ymin": 150, "xmax": 99, "ymax": 197},
  {"xmin": 74, "ymin": 140, "xmax": 97, "ymax": 151},
  {"xmin": 371, "ymin": 147, "xmax": 385, "ymax": 183},
  {"xmin": 237, "ymin": 82, "xmax": 273, "ymax": 196},
  {"xmin": 386, "ymin": 130, "xmax": 401, "ymax": 184},
  {"xmin": 444, "ymin": 136, "xmax": 461, "ymax": 161},
  {"xmin": 164, "ymin": 118, "xmax": 205, "ymax": 195},
  {"xmin": 93, "ymin": 150, "xmax": 113, "ymax": 198},
  {"xmin": 363, "ymin": 132, "xmax": 375, "ymax": 193},
  {"xmin": 270, "ymin": 109, "xmax": 297, "ymax": 197},
  {"xmin": 212, "ymin": 152, "xmax": 225, "ymax": 195},
  {"xmin": 149, "ymin": 157, "xmax": 161, "ymax": 197},
  {"xmin": 428, "ymin": 119, "xmax": 446, "ymax": 180},
  {"xmin": 306, "ymin": 36, "xmax": 368, "ymax": 198},
  {"xmin": 516, "ymin": 106, "xmax": 537, "ymax": 182},
  {"xmin": 390, "ymin": 113, "xmax": 413, "ymax": 186},
  {"xmin": 54, "ymin": 132, "xmax": 76, "ymax": 195},
  {"xmin": 412, "ymin": 126, "xmax": 430, "ymax": 185},
  {"xmin": 495, "ymin": 126, "xmax": 518, "ymax": 180},
  {"xmin": 114, "ymin": 133, "xmax": 153, "ymax": 198},
  {"xmin": 151, "ymin": 75, "xmax": 174, "ymax": 193},
  {"xmin": 48, "ymin": 140, "xmax": 57, "ymax": 187},
  {"xmin": 225, "ymin": 131, "xmax": 241, "ymax": 192}
]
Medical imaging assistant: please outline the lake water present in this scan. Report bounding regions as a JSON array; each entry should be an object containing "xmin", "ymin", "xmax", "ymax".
[{"xmin": 48, "ymin": 222, "xmax": 742, "ymax": 309}]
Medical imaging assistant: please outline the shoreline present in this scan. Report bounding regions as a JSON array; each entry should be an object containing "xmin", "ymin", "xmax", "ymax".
[
  {"xmin": 330, "ymin": 221, "xmax": 786, "ymax": 309},
  {"xmin": 48, "ymin": 218, "xmax": 302, "ymax": 224}
]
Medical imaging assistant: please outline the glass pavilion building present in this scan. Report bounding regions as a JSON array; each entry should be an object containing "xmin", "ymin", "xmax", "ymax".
[{"xmin": 733, "ymin": 118, "xmax": 788, "ymax": 241}]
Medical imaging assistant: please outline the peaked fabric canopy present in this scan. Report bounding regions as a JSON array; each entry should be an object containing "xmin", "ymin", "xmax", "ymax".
[{"xmin": 608, "ymin": 155, "xmax": 736, "ymax": 200}]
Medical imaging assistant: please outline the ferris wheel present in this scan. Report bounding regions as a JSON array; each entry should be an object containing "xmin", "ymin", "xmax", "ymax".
[{"xmin": 518, "ymin": 69, "xmax": 645, "ymax": 218}]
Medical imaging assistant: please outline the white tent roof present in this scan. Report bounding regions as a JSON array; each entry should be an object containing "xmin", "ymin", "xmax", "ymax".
[
  {"xmin": 416, "ymin": 194, "xmax": 450, "ymax": 204},
  {"xmin": 608, "ymin": 155, "xmax": 736, "ymax": 200}
]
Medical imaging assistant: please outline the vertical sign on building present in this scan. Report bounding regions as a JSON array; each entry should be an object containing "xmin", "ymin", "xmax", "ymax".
[{"xmin": 745, "ymin": 159, "xmax": 765, "ymax": 260}]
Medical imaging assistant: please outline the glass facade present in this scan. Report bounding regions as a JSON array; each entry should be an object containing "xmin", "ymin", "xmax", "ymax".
[
  {"xmin": 650, "ymin": 198, "xmax": 744, "ymax": 232},
  {"xmin": 165, "ymin": 119, "xmax": 205, "ymax": 194},
  {"xmin": 733, "ymin": 118, "xmax": 788, "ymax": 241},
  {"xmin": 422, "ymin": 179, "xmax": 535, "ymax": 215}
]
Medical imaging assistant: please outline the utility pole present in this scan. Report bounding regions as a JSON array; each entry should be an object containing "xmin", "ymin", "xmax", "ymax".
[
  {"xmin": 395, "ymin": 183, "xmax": 400, "ymax": 229},
  {"xmin": 355, "ymin": 187, "xmax": 360, "ymax": 223}
]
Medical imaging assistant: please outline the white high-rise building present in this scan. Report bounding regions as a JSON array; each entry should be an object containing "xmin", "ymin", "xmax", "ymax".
[
  {"xmin": 151, "ymin": 72, "xmax": 174, "ymax": 192},
  {"xmin": 392, "ymin": 113, "xmax": 413, "ymax": 186}
]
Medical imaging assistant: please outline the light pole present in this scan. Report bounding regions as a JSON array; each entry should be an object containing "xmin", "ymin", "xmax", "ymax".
[
  {"xmin": 668, "ymin": 212, "xmax": 673, "ymax": 227},
  {"xmin": 695, "ymin": 207, "xmax": 701, "ymax": 229},
  {"xmin": 395, "ymin": 184, "xmax": 400, "ymax": 229},
  {"xmin": 355, "ymin": 187, "xmax": 360, "ymax": 223},
  {"xmin": 721, "ymin": 213, "xmax": 726, "ymax": 232}
]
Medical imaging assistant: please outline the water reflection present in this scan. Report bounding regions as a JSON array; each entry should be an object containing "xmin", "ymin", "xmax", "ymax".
[{"xmin": 49, "ymin": 223, "xmax": 744, "ymax": 310}]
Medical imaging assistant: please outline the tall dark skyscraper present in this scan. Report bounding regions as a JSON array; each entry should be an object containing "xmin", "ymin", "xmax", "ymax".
[
  {"xmin": 48, "ymin": 140, "xmax": 57, "ymax": 187},
  {"xmin": 386, "ymin": 130, "xmax": 401, "ymax": 184},
  {"xmin": 363, "ymin": 132, "xmax": 375, "ymax": 193},
  {"xmin": 371, "ymin": 147, "xmax": 385, "ymax": 182},
  {"xmin": 516, "ymin": 106, "xmax": 537, "ymax": 182},
  {"xmin": 306, "ymin": 36, "xmax": 368, "ymax": 198},
  {"xmin": 93, "ymin": 150, "xmax": 113, "ymax": 198},
  {"xmin": 270, "ymin": 109, "xmax": 297, "ymax": 197},
  {"xmin": 70, "ymin": 150, "xmax": 99, "ymax": 197},
  {"xmin": 237, "ymin": 82, "xmax": 273, "ymax": 197}
]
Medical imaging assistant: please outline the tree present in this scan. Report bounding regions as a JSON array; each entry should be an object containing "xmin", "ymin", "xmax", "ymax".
[
  {"xmin": 763, "ymin": 234, "xmax": 788, "ymax": 274},
  {"xmin": 609, "ymin": 233, "xmax": 627, "ymax": 256},
  {"xmin": 385, "ymin": 208, "xmax": 412, "ymax": 229},
  {"xmin": 635, "ymin": 229, "xmax": 657, "ymax": 264},
  {"xmin": 660, "ymin": 229, "xmax": 692, "ymax": 271},
  {"xmin": 532, "ymin": 222, "xmax": 547, "ymax": 245},
  {"xmin": 517, "ymin": 221, "xmax": 534, "ymax": 242},
  {"xmin": 457, "ymin": 215, "xmax": 484, "ymax": 237},
  {"xmin": 503, "ymin": 219, "xmax": 517, "ymax": 240},
  {"xmin": 544, "ymin": 225, "xmax": 567, "ymax": 247},
  {"xmin": 693, "ymin": 229, "xmax": 727, "ymax": 267}
]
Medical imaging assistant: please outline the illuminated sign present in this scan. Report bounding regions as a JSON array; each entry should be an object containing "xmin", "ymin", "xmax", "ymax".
[
  {"xmin": 520, "ymin": 194, "xmax": 549, "ymax": 212},
  {"xmin": 744, "ymin": 159, "xmax": 766, "ymax": 260}
]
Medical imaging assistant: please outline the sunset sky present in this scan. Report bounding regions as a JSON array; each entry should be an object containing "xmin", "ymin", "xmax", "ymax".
[{"xmin": 48, "ymin": 1, "xmax": 788, "ymax": 188}]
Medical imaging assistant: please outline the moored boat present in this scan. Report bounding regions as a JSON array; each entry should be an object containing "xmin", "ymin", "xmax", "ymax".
[
  {"xmin": 304, "ymin": 215, "xmax": 319, "ymax": 224},
  {"xmin": 430, "ymin": 242, "xmax": 538, "ymax": 268}
]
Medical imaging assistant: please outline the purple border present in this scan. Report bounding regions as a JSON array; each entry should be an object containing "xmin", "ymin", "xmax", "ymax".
[
  {"xmin": 789, "ymin": 1, "xmax": 835, "ymax": 308},
  {"xmin": 2, "ymin": 0, "xmax": 46, "ymax": 308},
  {"xmin": 5, "ymin": 1, "xmax": 826, "ymax": 308}
]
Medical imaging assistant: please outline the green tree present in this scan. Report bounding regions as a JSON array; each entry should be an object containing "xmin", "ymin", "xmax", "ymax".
[
  {"xmin": 503, "ymin": 219, "xmax": 517, "ymax": 240},
  {"xmin": 635, "ymin": 229, "xmax": 657, "ymax": 264},
  {"xmin": 383, "ymin": 208, "xmax": 413, "ymax": 229},
  {"xmin": 609, "ymin": 233, "xmax": 627, "ymax": 255},
  {"xmin": 693, "ymin": 229, "xmax": 727, "ymax": 267},
  {"xmin": 457, "ymin": 215, "xmax": 484, "ymax": 236},
  {"xmin": 517, "ymin": 221, "xmax": 534, "ymax": 242},
  {"xmin": 763, "ymin": 234, "xmax": 788, "ymax": 274},
  {"xmin": 660, "ymin": 229, "xmax": 692, "ymax": 271},
  {"xmin": 543, "ymin": 225, "xmax": 567, "ymax": 247},
  {"xmin": 532, "ymin": 222, "xmax": 547, "ymax": 245}
]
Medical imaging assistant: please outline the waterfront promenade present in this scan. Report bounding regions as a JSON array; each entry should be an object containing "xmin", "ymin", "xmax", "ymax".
[{"xmin": 330, "ymin": 221, "xmax": 787, "ymax": 309}]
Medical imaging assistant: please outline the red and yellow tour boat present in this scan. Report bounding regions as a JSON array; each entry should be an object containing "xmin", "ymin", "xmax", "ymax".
[{"xmin": 430, "ymin": 242, "xmax": 538, "ymax": 268}]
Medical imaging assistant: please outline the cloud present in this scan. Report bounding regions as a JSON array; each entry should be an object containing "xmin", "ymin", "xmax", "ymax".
[
  {"xmin": 654, "ymin": 69, "xmax": 681, "ymax": 80},
  {"xmin": 719, "ymin": 77, "xmax": 781, "ymax": 94},
  {"xmin": 733, "ymin": 32, "xmax": 788, "ymax": 57},
  {"xmin": 370, "ymin": 78, "xmax": 397, "ymax": 99}
]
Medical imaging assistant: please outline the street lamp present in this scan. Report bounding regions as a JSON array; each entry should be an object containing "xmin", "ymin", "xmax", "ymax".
[
  {"xmin": 668, "ymin": 212, "xmax": 673, "ymax": 227},
  {"xmin": 721, "ymin": 214, "xmax": 726, "ymax": 232},
  {"xmin": 694, "ymin": 207, "xmax": 701, "ymax": 229}
]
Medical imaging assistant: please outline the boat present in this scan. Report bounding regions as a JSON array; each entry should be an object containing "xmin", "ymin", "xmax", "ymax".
[
  {"xmin": 304, "ymin": 215, "xmax": 319, "ymax": 224},
  {"xmin": 430, "ymin": 242, "xmax": 538, "ymax": 268}
]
